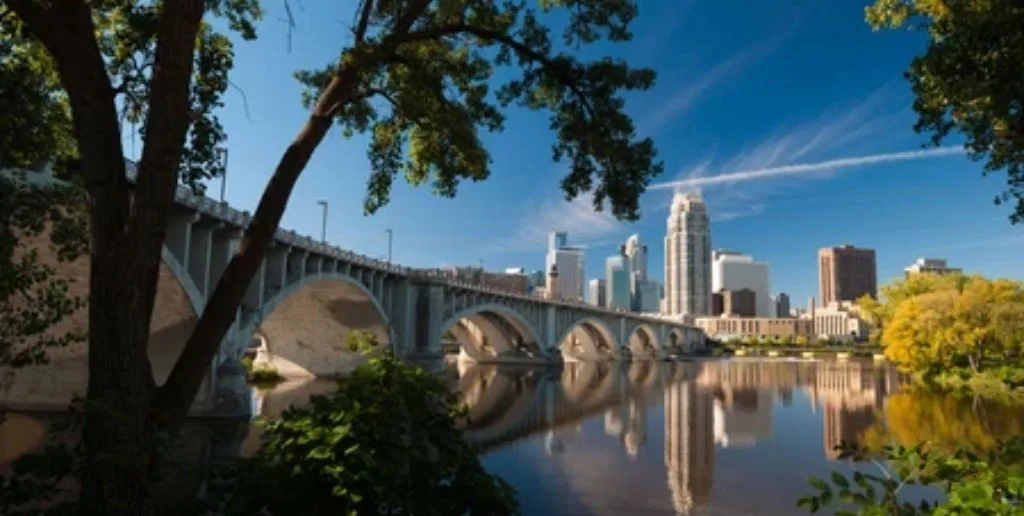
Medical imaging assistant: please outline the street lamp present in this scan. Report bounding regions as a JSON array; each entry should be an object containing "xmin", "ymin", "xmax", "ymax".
[
  {"xmin": 316, "ymin": 200, "xmax": 328, "ymax": 244},
  {"xmin": 385, "ymin": 228, "xmax": 393, "ymax": 263},
  {"xmin": 217, "ymin": 147, "xmax": 229, "ymax": 202}
]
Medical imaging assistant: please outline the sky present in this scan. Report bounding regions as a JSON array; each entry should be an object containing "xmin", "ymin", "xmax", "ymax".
[{"xmin": 140, "ymin": 0, "xmax": 1024, "ymax": 305}]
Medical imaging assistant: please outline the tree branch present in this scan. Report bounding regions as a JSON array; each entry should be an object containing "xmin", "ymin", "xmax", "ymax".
[
  {"xmin": 353, "ymin": 0, "xmax": 375, "ymax": 43},
  {"xmin": 385, "ymin": 24, "xmax": 598, "ymax": 122}
]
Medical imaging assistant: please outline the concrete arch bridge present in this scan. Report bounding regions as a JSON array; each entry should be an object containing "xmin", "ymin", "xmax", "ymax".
[{"xmin": 3, "ymin": 167, "xmax": 704, "ymax": 417}]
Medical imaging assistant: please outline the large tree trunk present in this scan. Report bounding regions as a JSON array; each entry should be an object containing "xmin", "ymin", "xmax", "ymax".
[
  {"xmin": 9, "ymin": 1, "xmax": 205, "ymax": 513},
  {"xmin": 153, "ymin": 68, "xmax": 360, "ymax": 424}
]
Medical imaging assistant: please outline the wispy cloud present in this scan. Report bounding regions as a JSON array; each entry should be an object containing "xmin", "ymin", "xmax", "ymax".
[
  {"xmin": 486, "ymin": 193, "xmax": 627, "ymax": 253},
  {"xmin": 636, "ymin": 14, "xmax": 805, "ymax": 137},
  {"xmin": 650, "ymin": 146, "xmax": 965, "ymax": 191}
]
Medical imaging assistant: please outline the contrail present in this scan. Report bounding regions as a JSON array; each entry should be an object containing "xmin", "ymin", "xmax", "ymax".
[{"xmin": 648, "ymin": 146, "xmax": 965, "ymax": 190}]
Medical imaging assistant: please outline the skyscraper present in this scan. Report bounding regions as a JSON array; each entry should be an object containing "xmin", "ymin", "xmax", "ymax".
[
  {"xmin": 606, "ymin": 254, "xmax": 631, "ymax": 310},
  {"xmin": 712, "ymin": 250, "xmax": 771, "ymax": 317},
  {"xmin": 546, "ymin": 231, "xmax": 585, "ymax": 301},
  {"xmin": 665, "ymin": 192, "xmax": 712, "ymax": 316},
  {"xmin": 588, "ymin": 278, "xmax": 606, "ymax": 307},
  {"xmin": 818, "ymin": 245, "xmax": 877, "ymax": 305},
  {"xmin": 624, "ymin": 234, "xmax": 648, "ymax": 280}
]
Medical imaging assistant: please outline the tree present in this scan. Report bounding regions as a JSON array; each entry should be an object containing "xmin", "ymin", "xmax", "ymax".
[
  {"xmin": 794, "ymin": 335, "xmax": 809, "ymax": 347},
  {"xmin": 3, "ymin": 0, "xmax": 662, "ymax": 511},
  {"xmin": 855, "ymin": 293, "xmax": 884, "ymax": 344},
  {"xmin": 866, "ymin": 0, "xmax": 1024, "ymax": 223},
  {"xmin": 882, "ymin": 277, "xmax": 1024, "ymax": 373},
  {"xmin": 211, "ymin": 353, "xmax": 519, "ymax": 515}
]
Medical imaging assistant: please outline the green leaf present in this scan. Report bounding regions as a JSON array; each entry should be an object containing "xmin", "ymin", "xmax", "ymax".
[{"xmin": 831, "ymin": 471, "xmax": 850, "ymax": 489}]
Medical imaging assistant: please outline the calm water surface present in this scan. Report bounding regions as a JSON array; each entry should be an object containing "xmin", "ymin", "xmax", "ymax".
[{"xmin": 3, "ymin": 358, "xmax": 1023, "ymax": 515}]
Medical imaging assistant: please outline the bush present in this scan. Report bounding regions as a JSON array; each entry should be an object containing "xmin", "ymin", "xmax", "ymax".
[
  {"xmin": 799, "ymin": 437, "xmax": 1024, "ymax": 514},
  {"xmin": 247, "ymin": 365, "xmax": 283, "ymax": 387},
  {"xmin": 213, "ymin": 353, "xmax": 518, "ymax": 515},
  {"xmin": 345, "ymin": 329, "xmax": 379, "ymax": 353}
]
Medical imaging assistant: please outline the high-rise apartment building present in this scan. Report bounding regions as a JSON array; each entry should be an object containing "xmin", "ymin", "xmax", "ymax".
[
  {"xmin": 624, "ymin": 234, "xmax": 648, "ymax": 280},
  {"xmin": 546, "ymin": 231, "xmax": 585, "ymax": 301},
  {"xmin": 606, "ymin": 254, "xmax": 631, "ymax": 310},
  {"xmin": 904, "ymin": 258, "xmax": 961, "ymax": 278},
  {"xmin": 818, "ymin": 245, "xmax": 877, "ymax": 305},
  {"xmin": 711, "ymin": 250, "xmax": 771, "ymax": 317},
  {"xmin": 588, "ymin": 278, "xmax": 607, "ymax": 307},
  {"xmin": 774, "ymin": 293, "xmax": 791, "ymax": 318},
  {"xmin": 665, "ymin": 192, "xmax": 712, "ymax": 316}
]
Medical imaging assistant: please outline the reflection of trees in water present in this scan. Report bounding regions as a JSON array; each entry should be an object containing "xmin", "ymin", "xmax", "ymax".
[{"xmin": 864, "ymin": 388, "xmax": 1024, "ymax": 453}]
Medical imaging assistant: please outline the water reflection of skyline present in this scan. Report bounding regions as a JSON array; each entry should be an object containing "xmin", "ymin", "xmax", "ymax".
[{"xmin": 453, "ymin": 359, "xmax": 904, "ymax": 514}]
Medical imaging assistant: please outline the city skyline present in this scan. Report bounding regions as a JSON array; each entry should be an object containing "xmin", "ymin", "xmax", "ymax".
[{"xmin": 187, "ymin": 0, "xmax": 1023, "ymax": 305}]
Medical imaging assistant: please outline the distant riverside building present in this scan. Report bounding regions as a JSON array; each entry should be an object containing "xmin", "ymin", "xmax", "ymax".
[
  {"xmin": 634, "ymin": 279, "xmax": 661, "ymax": 312},
  {"xmin": 545, "ymin": 263, "xmax": 560, "ymax": 300},
  {"xmin": 819, "ymin": 245, "xmax": 877, "ymax": 305},
  {"xmin": 546, "ymin": 231, "xmax": 585, "ymax": 301},
  {"xmin": 814, "ymin": 302, "xmax": 870, "ymax": 342},
  {"xmin": 504, "ymin": 267, "xmax": 526, "ymax": 275},
  {"xmin": 712, "ymin": 250, "xmax": 771, "ymax": 317},
  {"xmin": 606, "ymin": 253, "xmax": 631, "ymax": 310},
  {"xmin": 723, "ymin": 288, "xmax": 756, "ymax": 317},
  {"xmin": 665, "ymin": 192, "xmax": 712, "ymax": 316},
  {"xmin": 904, "ymin": 258, "xmax": 961, "ymax": 278},
  {"xmin": 588, "ymin": 278, "xmax": 607, "ymax": 307},
  {"xmin": 440, "ymin": 266, "xmax": 530, "ymax": 294},
  {"xmin": 697, "ymin": 316, "xmax": 814, "ymax": 341},
  {"xmin": 528, "ymin": 270, "xmax": 546, "ymax": 290},
  {"xmin": 774, "ymin": 293, "xmax": 791, "ymax": 318}
]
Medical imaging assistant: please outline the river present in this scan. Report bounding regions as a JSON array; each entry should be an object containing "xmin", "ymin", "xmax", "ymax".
[{"xmin": 3, "ymin": 357, "xmax": 1023, "ymax": 515}]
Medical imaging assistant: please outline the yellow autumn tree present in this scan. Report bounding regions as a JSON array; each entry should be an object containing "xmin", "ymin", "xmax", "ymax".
[{"xmin": 883, "ymin": 277, "xmax": 1024, "ymax": 372}]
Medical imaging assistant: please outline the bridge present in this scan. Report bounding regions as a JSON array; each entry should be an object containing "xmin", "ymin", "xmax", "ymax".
[{"xmin": 3, "ymin": 167, "xmax": 703, "ymax": 415}]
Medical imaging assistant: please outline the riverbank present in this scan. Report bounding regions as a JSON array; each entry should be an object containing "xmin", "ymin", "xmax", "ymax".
[{"xmin": 724, "ymin": 346, "xmax": 883, "ymax": 359}]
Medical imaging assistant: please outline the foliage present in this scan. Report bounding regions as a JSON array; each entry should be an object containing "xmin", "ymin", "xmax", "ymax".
[
  {"xmin": 855, "ymin": 294, "xmax": 884, "ymax": 344},
  {"xmin": 795, "ymin": 335, "xmax": 810, "ymax": 347},
  {"xmin": 798, "ymin": 437, "xmax": 1024, "ymax": 515},
  {"xmin": 866, "ymin": 0, "xmax": 1024, "ymax": 223},
  {"xmin": 0, "ymin": 175, "xmax": 87, "ymax": 373},
  {"xmin": 882, "ymin": 276, "xmax": 1024, "ymax": 373},
  {"xmin": 345, "ymin": 329, "xmax": 380, "ymax": 353},
  {"xmin": 296, "ymin": 0, "xmax": 662, "ymax": 218},
  {"xmin": 247, "ymin": 365, "xmax": 283, "ymax": 386},
  {"xmin": 211, "ymin": 353, "xmax": 519, "ymax": 516}
]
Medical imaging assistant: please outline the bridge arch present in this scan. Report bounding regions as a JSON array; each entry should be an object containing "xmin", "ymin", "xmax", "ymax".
[
  {"xmin": 240, "ymin": 273, "xmax": 394, "ymax": 377},
  {"xmin": 625, "ymin": 323, "xmax": 661, "ymax": 359},
  {"xmin": 3, "ymin": 240, "xmax": 206, "ymax": 408},
  {"xmin": 667, "ymin": 328, "xmax": 687, "ymax": 353},
  {"xmin": 556, "ymin": 317, "xmax": 619, "ymax": 360},
  {"xmin": 440, "ymin": 304, "xmax": 545, "ymax": 361}
]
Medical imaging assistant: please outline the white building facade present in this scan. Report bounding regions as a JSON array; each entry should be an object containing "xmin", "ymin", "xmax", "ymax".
[
  {"xmin": 665, "ymin": 193, "xmax": 712, "ymax": 316},
  {"xmin": 711, "ymin": 250, "xmax": 772, "ymax": 317},
  {"xmin": 545, "ymin": 231, "xmax": 585, "ymax": 301}
]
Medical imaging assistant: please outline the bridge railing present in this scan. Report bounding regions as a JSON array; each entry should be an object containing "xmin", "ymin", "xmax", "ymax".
[{"xmin": 10, "ymin": 165, "xmax": 689, "ymax": 327}]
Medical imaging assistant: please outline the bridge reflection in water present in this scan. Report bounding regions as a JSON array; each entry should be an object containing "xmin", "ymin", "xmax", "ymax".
[
  {"xmin": 450, "ymin": 358, "xmax": 908, "ymax": 515},
  {"xmin": 5, "ymin": 359, "xmax": 1022, "ymax": 515}
]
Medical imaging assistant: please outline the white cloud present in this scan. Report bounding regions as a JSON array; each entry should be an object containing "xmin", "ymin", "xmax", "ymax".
[
  {"xmin": 487, "ymin": 193, "xmax": 627, "ymax": 253},
  {"xmin": 649, "ymin": 146, "xmax": 964, "ymax": 191}
]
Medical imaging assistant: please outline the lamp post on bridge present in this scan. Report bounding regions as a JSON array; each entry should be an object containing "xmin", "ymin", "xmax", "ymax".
[
  {"xmin": 316, "ymin": 200, "xmax": 328, "ymax": 244},
  {"xmin": 385, "ymin": 228, "xmax": 393, "ymax": 263},
  {"xmin": 217, "ymin": 147, "xmax": 229, "ymax": 202}
]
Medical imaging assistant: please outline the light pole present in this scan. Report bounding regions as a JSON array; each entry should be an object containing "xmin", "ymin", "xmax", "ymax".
[
  {"xmin": 316, "ymin": 200, "xmax": 328, "ymax": 244},
  {"xmin": 217, "ymin": 147, "xmax": 229, "ymax": 202},
  {"xmin": 385, "ymin": 228, "xmax": 393, "ymax": 263}
]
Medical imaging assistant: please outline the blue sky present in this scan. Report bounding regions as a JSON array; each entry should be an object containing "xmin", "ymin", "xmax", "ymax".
[{"xmin": 139, "ymin": 0, "xmax": 1024, "ymax": 305}]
